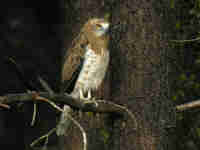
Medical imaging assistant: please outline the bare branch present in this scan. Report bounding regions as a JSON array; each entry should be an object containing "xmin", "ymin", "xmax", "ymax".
[
  {"xmin": 37, "ymin": 76, "xmax": 55, "ymax": 95},
  {"xmin": 30, "ymin": 128, "xmax": 56, "ymax": 147},
  {"xmin": 0, "ymin": 103, "xmax": 10, "ymax": 109},
  {"xmin": 0, "ymin": 92, "xmax": 127, "ymax": 114},
  {"xmin": 35, "ymin": 95, "xmax": 63, "ymax": 112},
  {"xmin": 31, "ymin": 102, "xmax": 37, "ymax": 126},
  {"xmin": 0, "ymin": 92, "xmax": 137, "ymax": 127},
  {"xmin": 97, "ymin": 100, "xmax": 137, "ymax": 129},
  {"xmin": 176, "ymin": 100, "xmax": 200, "ymax": 111},
  {"xmin": 65, "ymin": 112, "xmax": 87, "ymax": 150},
  {"xmin": 171, "ymin": 37, "xmax": 200, "ymax": 43}
]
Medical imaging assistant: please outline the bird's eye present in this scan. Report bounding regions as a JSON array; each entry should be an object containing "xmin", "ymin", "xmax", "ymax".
[{"xmin": 96, "ymin": 24, "xmax": 102, "ymax": 29}]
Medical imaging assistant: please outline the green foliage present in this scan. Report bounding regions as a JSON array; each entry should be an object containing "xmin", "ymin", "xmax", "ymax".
[
  {"xmin": 196, "ymin": 127, "xmax": 200, "ymax": 137},
  {"xmin": 171, "ymin": 0, "xmax": 200, "ymax": 149},
  {"xmin": 100, "ymin": 128, "xmax": 110, "ymax": 143},
  {"xmin": 175, "ymin": 21, "xmax": 181, "ymax": 30},
  {"xmin": 172, "ymin": 95, "xmax": 177, "ymax": 101},
  {"xmin": 170, "ymin": 0, "xmax": 175, "ymax": 9},
  {"xmin": 179, "ymin": 73, "xmax": 187, "ymax": 81},
  {"xmin": 176, "ymin": 113, "xmax": 184, "ymax": 121},
  {"xmin": 190, "ymin": 0, "xmax": 200, "ymax": 18},
  {"xmin": 194, "ymin": 83, "xmax": 200, "ymax": 90},
  {"xmin": 86, "ymin": 112, "xmax": 94, "ymax": 117},
  {"xmin": 172, "ymin": 72, "xmax": 200, "ymax": 103},
  {"xmin": 195, "ymin": 58, "xmax": 200, "ymax": 65},
  {"xmin": 104, "ymin": 13, "xmax": 111, "ymax": 20}
]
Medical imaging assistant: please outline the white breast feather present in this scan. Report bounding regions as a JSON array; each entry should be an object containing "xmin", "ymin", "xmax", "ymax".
[{"xmin": 75, "ymin": 46, "xmax": 109, "ymax": 92}]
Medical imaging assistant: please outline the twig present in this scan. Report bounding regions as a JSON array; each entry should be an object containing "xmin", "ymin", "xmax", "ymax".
[
  {"xmin": 6, "ymin": 57, "xmax": 39, "ymax": 125},
  {"xmin": 176, "ymin": 100, "xmax": 200, "ymax": 111},
  {"xmin": 5, "ymin": 57, "xmax": 37, "ymax": 91},
  {"xmin": 170, "ymin": 37, "xmax": 200, "ymax": 43},
  {"xmin": 0, "ymin": 103, "xmax": 10, "ymax": 109},
  {"xmin": 31, "ymin": 102, "xmax": 37, "ymax": 126},
  {"xmin": 35, "ymin": 95, "xmax": 63, "ymax": 112},
  {"xmin": 30, "ymin": 128, "xmax": 56, "ymax": 147},
  {"xmin": 65, "ymin": 113, "xmax": 87, "ymax": 150},
  {"xmin": 0, "ymin": 92, "xmax": 137, "ymax": 121},
  {"xmin": 97, "ymin": 100, "xmax": 137, "ymax": 130},
  {"xmin": 31, "ymin": 107, "xmax": 87, "ymax": 150},
  {"xmin": 0, "ymin": 91, "xmax": 138, "ymax": 150},
  {"xmin": 37, "ymin": 76, "xmax": 55, "ymax": 95}
]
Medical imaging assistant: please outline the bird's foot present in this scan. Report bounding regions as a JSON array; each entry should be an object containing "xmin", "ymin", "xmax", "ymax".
[
  {"xmin": 78, "ymin": 89, "xmax": 98, "ymax": 118},
  {"xmin": 79, "ymin": 89, "xmax": 98, "ymax": 107},
  {"xmin": 83, "ymin": 97, "xmax": 98, "ymax": 107}
]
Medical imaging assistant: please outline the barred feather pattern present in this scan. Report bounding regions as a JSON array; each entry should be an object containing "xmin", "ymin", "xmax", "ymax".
[{"xmin": 71, "ymin": 45, "xmax": 109, "ymax": 98}]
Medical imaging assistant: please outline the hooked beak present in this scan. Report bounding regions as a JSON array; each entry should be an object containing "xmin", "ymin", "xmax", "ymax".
[{"xmin": 101, "ymin": 22, "xmax": 110, "ymax": 33}]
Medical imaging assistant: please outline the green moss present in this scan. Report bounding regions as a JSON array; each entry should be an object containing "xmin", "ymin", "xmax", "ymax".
[
  {"xmin": 176, "ymin": 113, "xmax": 183, "ymax": 121},
  {"xmin": 170, "ymin": 0, "xmax": 175, "ymax": 9},
  {"xmin": 100, "ymin": 128, "xmax": 110, "ymax": 143},
  {"xmin": 104, "ymin": 13, "xmax": 111, "ymax": 20},
  {"xmin": 179, "ymin": 73, "xmax": 187, "ymax": 81},
  {"xmin": 177, "ymin": 90, "xmax": 184, "ymax": 97},
  {"xmin": 172, "ymin": 95, "xmax": 177, "ymax": 101},
  {"xmin": 194, "ymin": 83, "xmax": 200, "ymax": 89},
  {"xmin": 86, "ymin": 112, "xmax": 94, "ymax": 117},
  {"xmin": 189, "ymin": 74, "xmax": 196, "ymax": 81},
  {"xmin": 175, "ymin": 21, "xmax": 181, "ymax": 30},
  {"xmin": 196, "ymin": 127, "xmax": 200, "ymax": 137}
]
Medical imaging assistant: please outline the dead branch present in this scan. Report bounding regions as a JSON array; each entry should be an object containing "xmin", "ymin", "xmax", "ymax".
[
  {"xmin": 0, "ymin": 91, "xmax": 137, "ymax": 123},
  {"xmin": 37, "ymin": 76, "xmax": 55, "ymax": 95},
  {"xmin": 30, "ymin": 107, "xmax": 87, "ymax": 150},
  {"xmin": 0, "ymin": 103, "xmax": 10, "ymax": 109},
  {"xmin": 176, "ymin": 100, "xmax": 200, "ymax": 111},
  {"xmin": 65, "ymin": 111, "xmax": 88, "ymax": 150},
  {"xmin": 30, "ymin": 128, "xmax": 56, "ymax": 147},
  {"xmin": 0, "ymin": 91, "xmax": 138, "ymax": 150}
]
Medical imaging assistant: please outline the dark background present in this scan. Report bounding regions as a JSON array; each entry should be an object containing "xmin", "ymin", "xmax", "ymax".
[{"xmin": 0, "ymin": 0, "xmax": 63, "ymax": 149}]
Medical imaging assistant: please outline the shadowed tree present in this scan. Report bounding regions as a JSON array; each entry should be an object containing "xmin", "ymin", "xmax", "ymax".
[
  {"xmin": 0, "ymin": 0, "xmax": 176, "ymax": 150},
  {"xmin": 60, "ymin": 0, "xmax": 175, "ymax": 150}
]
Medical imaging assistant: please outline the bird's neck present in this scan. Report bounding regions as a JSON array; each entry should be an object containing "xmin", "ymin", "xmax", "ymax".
[{"xmin": 87, "ymin": 35, "xmax": 109, "ymax": 55}]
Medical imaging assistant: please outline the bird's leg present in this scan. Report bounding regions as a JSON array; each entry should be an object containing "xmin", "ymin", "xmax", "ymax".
[
  {"xmin": 87, "ymin": 89, "xmax": 99, "ymax": 119},
  {"xmin": 78, "ymin": 89, "xmax": 85, "ymax": 118},
  {"xmin": 78, "ymin": 89, "xmax": 98, "ymax": 118},
  {"xmin": 79, "ymin": 89, "xmax": 92, "ymax": 101},
  {"xmin": 87, "ymin": 89, "xmax": 92, "ymax": 99},
  {"xmin": 79, "ymin": 89, "xmax": 85, "ymax": 100},
  {"xmin": 87, "ymin": 89, "xmax": 98, "ymax": 107},
  {"xmin": 78, "ymin": 89, "xmax": 94, "ymax": 117}
]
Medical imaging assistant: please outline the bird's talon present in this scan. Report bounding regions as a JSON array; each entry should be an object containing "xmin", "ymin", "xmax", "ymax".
[
  {"xmin": 83, "ymin": 100, "xmax": 98, "ymax": 107},
  {"xmin": 84, "ymin": 100, "xmax": 93, "ymax": 104}
]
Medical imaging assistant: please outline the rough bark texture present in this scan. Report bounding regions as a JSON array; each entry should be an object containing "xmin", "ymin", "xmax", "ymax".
[{"xmin": 62, "ymin": 0, "xmax": 175, "ymax": 150}]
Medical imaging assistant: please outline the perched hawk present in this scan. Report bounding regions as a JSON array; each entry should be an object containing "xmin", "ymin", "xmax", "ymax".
[
  {"xmin": 57, "ymin": 18, "xmax": 110, "ymax": 136},
  {"xmin": 62, "ymin": 18, "xmax": 110, "ymax": 100}
]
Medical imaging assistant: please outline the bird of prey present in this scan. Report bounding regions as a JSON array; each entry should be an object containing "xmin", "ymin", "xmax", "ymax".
[
  {"xmin": 57, "ymin": 18, "xmax": 110, "ymax": 136},
  {"xmin": 62, "ymin": 18, "xmax": 110, "ymax": 100}
]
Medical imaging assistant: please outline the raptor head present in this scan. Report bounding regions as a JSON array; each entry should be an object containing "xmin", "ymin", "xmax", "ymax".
[{"xmin": 86, "ymin": 18, "xmax": 110, "ymax": 37}]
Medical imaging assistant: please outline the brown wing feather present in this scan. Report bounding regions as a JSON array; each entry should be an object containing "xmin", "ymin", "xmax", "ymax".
[
  {"xmin": 62, "ymin": 30, "xmax": 88, "ymax": 83},
  {"xmin": 62, "ymin": 18, "xmax": 109, "ymax": 83}
]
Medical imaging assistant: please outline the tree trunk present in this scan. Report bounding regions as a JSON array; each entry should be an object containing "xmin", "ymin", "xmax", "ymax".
[{"xmin": 62, "ymin": 0, "xmax": 175, "ymax": 150}]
